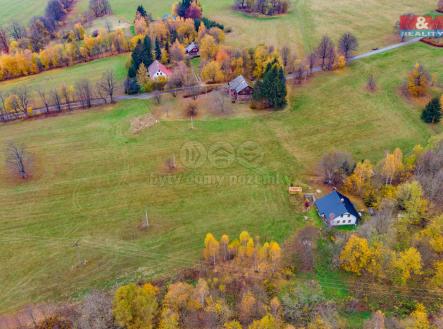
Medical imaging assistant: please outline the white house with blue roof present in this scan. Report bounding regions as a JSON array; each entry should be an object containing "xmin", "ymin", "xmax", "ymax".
[{"xmin": 314, "ymin": 190, "xmax": 360, "ymax": 226}]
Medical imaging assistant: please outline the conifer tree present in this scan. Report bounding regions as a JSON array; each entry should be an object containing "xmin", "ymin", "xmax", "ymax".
[
  {"xmin": 155, "ymin": 38, "xmax": 162, "ymax": 60},
  {"xmin": 421, "ymin": 97, "xmax": 441, "ymax": 124},
  {"xmin": 142, "ymin": 36, "xmax": 154, "ymax": 68},
  {"xmin": 253, "ymin": 60, "xmax": 287, "ymax": 109}
]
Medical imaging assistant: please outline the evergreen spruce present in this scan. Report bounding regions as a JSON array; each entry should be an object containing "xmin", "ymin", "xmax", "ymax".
[
  {"xmin": 165, "ymin": 41, "xmax": 170, "ymax": 63},
  {"xmin": 142, "ymin": 36, "xmax": 154, "ymax": 68},
  {"xmin": 421, "ymin": 97, "xmax": 442, "ymax": 123},
  {"xmin": 170, "ymin": 30, "xmax": 178, "ymax": 43},
  {"xmin": 194, "ymin": 18, "xmax": 201, "ymax": 32},
  {"xmin": 177, "ymin": 0, "xmax": 192, "ymax": 17},
  {"xmin": 253, "ymin": 60, "xmax": 287, "ymax": 109},
  {"xmin": 136, "ymin": 5, "xmax": 147, "ymax": 17},
  {"xmin": 155, "ymin": 38, "xmax": 162, "ymax": 61},
  {"xmin": 131, "ymin": 39, "xmax": 144, "ymax": 70}
]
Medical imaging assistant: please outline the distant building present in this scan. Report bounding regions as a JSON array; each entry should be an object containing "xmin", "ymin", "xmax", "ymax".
[
  {"xmin": 314, "ymin": 190, "xmax": 360, "ymax": 226},
  {"xmin": 185, "ymin": 42, "xmax": 199, "ymax": 57},
  {"xmin": 148, "ymin": 60, "xmax": 171, "ymax": 80},
  {"xmin": 227, "ymin": 75, "xmax": 254, "ymax": 102}
]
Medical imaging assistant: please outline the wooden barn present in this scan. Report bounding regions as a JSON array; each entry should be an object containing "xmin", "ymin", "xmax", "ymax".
[
  {"xmin": 227, "ymin": 75, "xmax": 254, "ymax": 102},
  {"xmin": 185, "ymin": 42, "xmax": 199, "ymax": 57}
]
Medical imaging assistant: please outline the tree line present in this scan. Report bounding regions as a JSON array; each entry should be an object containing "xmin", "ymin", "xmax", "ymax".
[
  {"xmin": 0, "ymin": 0, "xmax": 75, "ymax": 53},
  {"xmin": 20, "ymin": 221, "xmax": 443, "ymax": 329},
  {"xmin": 0, "ymin": 28, "xmax": 130, "ymax": 82},
  {"xmin": 234, "ymin": 0, "xmax": 290, "ymax": 16},
  {"xmin": 0, "ymin": 70, "xmax": 117, "ymax": 122}
]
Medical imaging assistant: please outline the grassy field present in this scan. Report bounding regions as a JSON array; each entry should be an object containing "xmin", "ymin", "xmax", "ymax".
[
  {"xmin": 0, "ymin": 0, "xmax": 47, "ymax": 26},
  {"xmin": 266, "ymin": 42, "xmax": 443, "ymax": 169},
  {"xmin": 74, "ymin": 0, "xmax": 436, "ymax": 55},
  {"xmin": 0, "ymin": 55, "xmax": 129, "ymax": 105},
  {"xmin": 0, "ymin": 99, "xmax": 303, "ymax": 313},
  {"xmin": 0, "ymin": 42, "xmax": 442, "ymax": 313}
]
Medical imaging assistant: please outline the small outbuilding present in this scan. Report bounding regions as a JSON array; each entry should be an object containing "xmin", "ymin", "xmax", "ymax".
[
  {"xmin": 314, "ymin": 190, "xmax": 360, "ymax": 227},
  {"xmin": 148, "ymin": 60, "xmax": 171, "ymax": 80},
  {"xmin": 227, "ymin": 75, "xmax": 254, "ymax": 102},
  {"xmin": 185, "ymin": 42, "xmax": 199, "ymax": 57}
]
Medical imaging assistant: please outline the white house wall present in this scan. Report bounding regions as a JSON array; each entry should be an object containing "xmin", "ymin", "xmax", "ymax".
[{"xmin": 332, "ymin": 214, "xmax": 357, "ymax": 226}]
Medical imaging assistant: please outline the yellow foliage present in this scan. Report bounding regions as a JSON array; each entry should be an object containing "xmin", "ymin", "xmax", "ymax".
[
  {"xmin": 431, "ymin": 261, "xmax": 443, "ymax": 288},
  {"xmin": 405, "ymin": 304, "xmax": 430, "ymax": 329},
  {"xmin": 391, "ymin": 248, "xmax": 422, "ymax": 285},
  {"xmin": 200, "ymin": 34, "xmax": 218, "ymax": 61},
  {"xmin": 248, "ymin": 314, "xmax": 280, "ymax": 329},
  {"xmin": 344, "ymin": 159, "xmax": 374, "ymax": 196},
  {"xmin": 203, "ymin": 232, "xmax": 220, "ymax": 264},
  {"xmin": 337, "ymin": 55, "xmax": 346, "ymax": 69},
  {"xmin": 407, "ymin": 63, "xmax": 429, "ymax": 97},
  {"xmin": 113, "ymin": 283, "xmax": 158, "ymax": 329},
  {"xmin": 307, "ymin": 316, "xmax": 332, "ymax": 329},
  {"xmin": 340, "ymin": 235, "xmax": 372, "ymax": 275},
  {"xmin": 201, "ymin": 60, "xmax": 224, "ymax": 83},
  {"xmin": 159, "ymin": 307, "xmax": 180, "ymax": 329},
  {"xmin": 224, "ymin": 320, "xmax": 242, "ymax": 329}
]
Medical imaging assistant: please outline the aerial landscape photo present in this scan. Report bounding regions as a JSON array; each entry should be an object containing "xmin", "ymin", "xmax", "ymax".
[{"xmin": 0, "ymin": 0, "xmax": 442, "ymax": 328}]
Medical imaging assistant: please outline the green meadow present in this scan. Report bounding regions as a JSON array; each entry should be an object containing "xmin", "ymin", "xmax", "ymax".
[{"xmin": 0, "ymin": 42, "xmax": 442, "ymax": 313}]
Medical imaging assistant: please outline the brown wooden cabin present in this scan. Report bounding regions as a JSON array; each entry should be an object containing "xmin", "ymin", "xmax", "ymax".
[
  {"xmin": 227, "ymin": 75, "xmax": 254, "ymax": 102},
  {"xmin": 185, "ymin": 42, "xmax": 200, "ymax": 57}
]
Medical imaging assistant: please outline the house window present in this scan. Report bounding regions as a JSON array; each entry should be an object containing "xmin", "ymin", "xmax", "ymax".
[
  {"xmin": 347, "ymin": 214, "xmax": 350, "ymax": 217},
  {"xmin": 348, "ymin": 220, "xmax": 351, "ymax": 223}
]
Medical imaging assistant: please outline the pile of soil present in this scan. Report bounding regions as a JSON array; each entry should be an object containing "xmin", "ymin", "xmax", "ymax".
[{"xmin": 130, "ymin": 114, "xmax": 159, "ymax": 134}]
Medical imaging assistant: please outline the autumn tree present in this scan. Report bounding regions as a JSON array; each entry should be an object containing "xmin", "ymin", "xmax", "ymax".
[
  {"xmin": 338, "ymin": 32, "xmax": 358, "ymax": 60},
  {"xmin": 159, "ymin": 307, "xmax": 180, "ymax": 329},
  {"xmin": 248, "ymin": 314, "xmax": 280, "ymax": 329},
  {"xmin": 79, "ymin": 291, "xmax": 114, "ymax": 329},
  {"xmin": 391, "ymin": 248, "xmax": 422, "ymax": 285},
  {"xmin": 200, "ymin": 34, "xmax": 218, "ymax": 61},
  {"xmin": 113, "ymin": 283, "xmax": 158, "ymax": 329},
  {"xmin": 344, "ymin": 160, "xmax": 374, "ymax": 196},
  {"xmin": 396, "ymin": 181, "xmax": 427, "ymax": 224},
  {"xmin": 401, "ymin": 303, "xmax": 430, "ymax": 329},
  {"xmin": 421, "ymin": 97, "xmax": 441, "ymax": 124},
  {"xmin": 224, "ymin": 320, "xmax": 242, "ymax": 329},
  {"xmin": 201, "ymin": 60, "xmax": 224, "ymax": 83},
  {"xmin": 319, "ymin": 151, "xmax": 354, "ymax": 186},
  {"xmin": 317, "ymin": 36, "xmax": 335, "ymax": 71},
  {"xmin": 8, "ymin": 21, "xmax": 26, "ymax": 40},
  {"xmin": 203, "ymin": 233, "xmax": 220, "ymax": 265},
  {"xmin": 89, "ymin": 0, "xmax": 112, "ymax": 17},
  {"xmin": 5, "ymin": 142, "xmax": 31, "ymax": 179},
  {"xmin": 136, "ymin": 63, "xmax": 149, "ymax": 89},
  {"xmin": 76, "ymin": 79, "xmax": 93, "ymax": 108},
  {"xmin": 339, "ymin": 235, "xmax": 373, "ymax": 275},
  {"xmin": 307, "ymin": 316, "xmax": 332, "ymax": 329},
  {"xmin": 0, "ymin": 26, "xmax": 9, "ymax": 53},
  {"xmin": 407, "ymin": 63, "xmax": 430, "ymax": 97},
  {"xmin": 380, "ymin": 148, "xmax": 404, "ymax": 185},
  {"xmin": 15, "ymin": 87, "xmax": 31, "ymax": 117},
  {"xmin": 96, "ymin": 70, "xmax": 116, "ymax": 103},
  {"xmin": 170, "ymin": 40, "xmax": 186, "ymax": 62}
]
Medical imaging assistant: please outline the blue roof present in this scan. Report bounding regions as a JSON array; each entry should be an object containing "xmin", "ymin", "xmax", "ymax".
[{"xmin": 314, "ymin": 191, "xmax": 360, "ymax": 220}]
